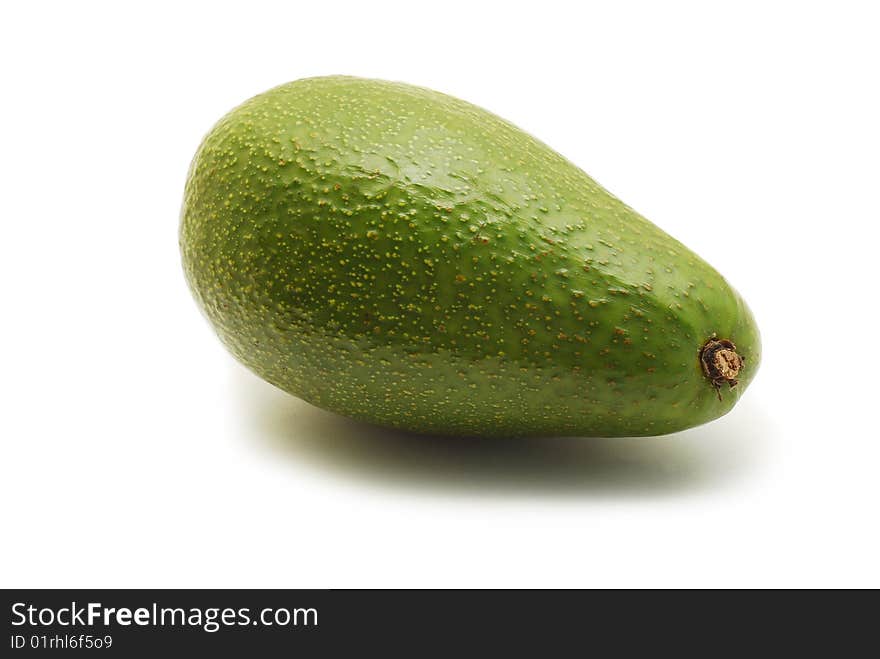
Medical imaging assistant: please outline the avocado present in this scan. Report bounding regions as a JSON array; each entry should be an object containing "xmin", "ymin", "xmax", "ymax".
[{"xmin": 180, "ymin": 76, "xmax": 760, "ymax": 437}]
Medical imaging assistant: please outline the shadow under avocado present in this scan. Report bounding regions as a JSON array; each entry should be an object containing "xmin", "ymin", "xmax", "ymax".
[{"xmin": 233, "ymin": 367, "xmax": 770, "ymax": 498}]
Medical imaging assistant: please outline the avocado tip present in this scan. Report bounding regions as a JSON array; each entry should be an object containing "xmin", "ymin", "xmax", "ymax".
[{"xmin": 700, "ymin": 338, "xmax": 743, "ymax": 400}]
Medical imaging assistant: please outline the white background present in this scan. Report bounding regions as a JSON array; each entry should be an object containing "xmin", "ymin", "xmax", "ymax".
[{"xmin": 2, "ymin": 1, "xmax": 878, "ymax": 588}]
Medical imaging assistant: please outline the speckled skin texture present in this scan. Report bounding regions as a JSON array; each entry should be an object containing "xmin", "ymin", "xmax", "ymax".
[{"xmin": 180, "ymin": 76, "xmax": 760, "ymax": 437}]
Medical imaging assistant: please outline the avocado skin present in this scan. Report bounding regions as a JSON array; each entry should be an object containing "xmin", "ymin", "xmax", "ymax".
[{"xmin": 181, "ymin": 76, "xmax": 760, "ymax": 437}]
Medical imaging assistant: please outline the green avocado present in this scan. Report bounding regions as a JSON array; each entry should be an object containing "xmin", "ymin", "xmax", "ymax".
[{"xmin": 180, "ymin": 76, "xmax": 760, "ymax": 437}]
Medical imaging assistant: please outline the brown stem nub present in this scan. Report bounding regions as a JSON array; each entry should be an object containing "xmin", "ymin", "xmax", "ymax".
[{"xmin": 700, "ymin": 337, "xmax": 744, "ymax": 400}]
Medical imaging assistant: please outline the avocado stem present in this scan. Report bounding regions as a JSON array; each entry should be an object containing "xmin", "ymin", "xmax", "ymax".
[{"xmin": 700, "ymin": 338, "xmax": 744, "ymax": 400}]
